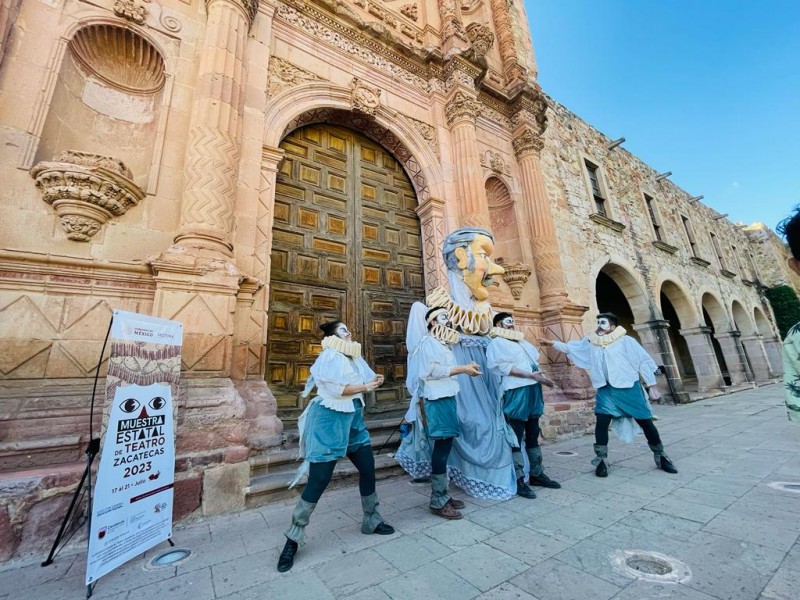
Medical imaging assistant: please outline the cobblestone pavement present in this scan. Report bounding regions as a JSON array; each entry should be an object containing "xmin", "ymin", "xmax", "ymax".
[{"xmin": 3, "ymin": 383, "xmax": 798, "ymax": 600}]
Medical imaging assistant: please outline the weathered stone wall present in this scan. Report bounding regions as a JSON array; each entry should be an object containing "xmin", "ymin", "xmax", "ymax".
[{"xmin": 744, "ymin": 222, "xmax": 800, "ymax": 293}]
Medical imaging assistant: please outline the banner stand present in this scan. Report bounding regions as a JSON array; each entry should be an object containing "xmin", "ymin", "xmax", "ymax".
[{"xmin": 40, "ymin": 317, "xmax": 111, "ymax": 598}]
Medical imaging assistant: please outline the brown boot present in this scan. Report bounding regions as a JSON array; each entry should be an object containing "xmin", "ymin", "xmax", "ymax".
[
  {"xmin": 447, "ymin": 498, "xmax": 466, "ymax": 509},
  {"xmin": 430, "ymin": 501, "xmax": 463, "ymax": 520}
]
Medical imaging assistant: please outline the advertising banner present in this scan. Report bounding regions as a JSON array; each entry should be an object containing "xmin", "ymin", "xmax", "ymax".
[{"xmin": 85, "ymin": 310, "xmax": 183, "ymax": 586}]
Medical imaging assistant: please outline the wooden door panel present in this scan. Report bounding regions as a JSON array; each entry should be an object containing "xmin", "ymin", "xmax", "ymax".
[{"xmin": 268, "ymin": 124, "xmax": 425, "ymax": 417}]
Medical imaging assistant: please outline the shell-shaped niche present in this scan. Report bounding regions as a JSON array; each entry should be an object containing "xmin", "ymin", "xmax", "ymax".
[{"xmin": 69, "ymin": 24, "xmax": 165, "ymax": 94}]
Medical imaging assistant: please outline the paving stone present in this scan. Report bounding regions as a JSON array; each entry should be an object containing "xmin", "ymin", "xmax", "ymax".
[
  {"xmin": 553, "ymin": 538, "xmax": 635, "ymax": 587},
  {"xmin": 501, "ymin": 496, "xmax": 562, "ymax": 518},
  {"xmin": 645, "ymin": 496, "xmax": 723, "ymax": 524},
  {"xmin": 217, "ymin": 569, "xmax": 334, "ymax": 600},
  {"xmin": 761, "ymin": 566, "xmax": 800, "ymax": 600},
  {"xmin": 610, "ymin": 580, "xmax": 721, "ymax": 599},
  {"xmin": 509, "ymin": 558, "xmax": 620, "ymax": 600},
  {"xmin": 372, "ymin": 532, "xmax": 452, "ymax": 573},
  {"xmin": 526, "ymin": 512, "xmax": 602, "ymax": 544},
  {"xmin": 314, "ymin": 548, "xmax": 399, "ymax": 598},
  {"xmin": 466, "ymin": 506, "xmax": 535, "ymax": 533},
  {"xmin": 701, "ymin": 512, "xmax": 799, "ymax": 552},
  {"xmin": 211, "ymin": 549, "xmax": 281, "ymax": 596},
  {"xmin": 379, "ymin": 561, "xmax": 480, "ymax": 600},
  {"xmin": 548, "ymin": 500, "xmax": 632, "ymax": 528},
  {"xmin": 475, "ymin": 582, "xmax": 539, "ymax": 600},
  {"xmin": 684, "ymin": 475, "xmax": 760, "ymax": 498},
  {"xmin": 346, "ymin": 586, "xmax": 393, "ymax": 600},
  {"xmin": 668, "ymin": 487, "xmax": 738, "ymax": 509},
  {"xmin": 126, "ymin": 567, "xmax": 215, "ymax": 600},
  {"xmin": 484, "ymin": 527, "xmax": 570, "ymax": 566},
  {"xmin": 618, "ymin": 509, "xmax": 705, "ymax": 542},
  {"xmin": 437, "ymin": 543, "xmax": 528, "ymax": 592},
  {"xmin": 389, "ymin": 505, "xmax": 449, "ymax": 534},
  {"xmin": 175, "ymin": 530, "xmax": 248, "ymax": 575},
  {"xmin": 422, "ymin": 519, "xmax": 494, "ymax": 550}
]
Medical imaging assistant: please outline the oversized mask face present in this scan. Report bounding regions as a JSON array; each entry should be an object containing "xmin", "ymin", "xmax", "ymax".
[
  {"xmin": 596, "ymin": 317, "xmax": 613, "ymax": 335},
  {"xmin": 335, "ymin": 323, "xmax": 352, "ymax": 341},
  {"xmin": 454, "ymin": 234, "xmax": 505, "ymax": 302},
  {"xmin": 500, "ymin": 316, "xmax": 514, "ymax": 330},
  {"xmin": 434, "ymin": 312, "xmax": 452, "ymax": 328}
]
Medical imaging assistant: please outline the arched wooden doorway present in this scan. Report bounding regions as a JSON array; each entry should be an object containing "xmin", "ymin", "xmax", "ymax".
[{"xmin": 266, "ymin": 123, "xmax": 425, "ymax": 418}]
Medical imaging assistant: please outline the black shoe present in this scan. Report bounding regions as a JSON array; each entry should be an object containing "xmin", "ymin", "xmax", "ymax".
[
  {"xmin": 659, "ymin": 455, "xmax": 678, "ymax": 474},
  {"xmin": 411, "ymin": 477, "xmax": 431, "ymax": 483},
  {"xmin": 370, "ymin": 522, "xmax": 395, "ymax": 535},
  {"xmin": 595, "ymin": 462, "xmax": 608, "ymax": 478},
  {"xmin": 516, "ymin": 477, "xmax": 537, "ymax": 499},
  {"xmin": 529, "ymin": 473, "xmax": 561, "ymax": 489},
  {"xmin": 277, "ymin": 538, "xmax": 298, "ymax": 572}
]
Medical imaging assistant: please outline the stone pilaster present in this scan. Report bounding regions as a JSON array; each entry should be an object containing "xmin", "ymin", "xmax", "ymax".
[
  {"xmin": 540, "ymin": 303, "xmax": 593, "ymax": 402},
  {"xmin": 633, "ymin": 320, "xmax": 689, "ymax": 403},
  {"xmin": 679, "ymin": 326, "xmax": 725, "ymax": 392},
  {"xmin": 488, "ymin": 0, "xmax": 526, "ymax": 87},
  {"xmin": 714, "ymin": 331, "xmax": 750, "ymax": 385},
  {"xmin": 415, "ymin": 197, "xmax": 449, "ymax": 292},
  {"xmin": 741, "ymin": 334, "xmax": 776, "ymax": 382},
  {"xmin": 513, "ymin": 116, "xmax": 569, "ymax": 310},
  {"xmin": 445, "ymin": 89, "xmax": 490, "ymax": 228},
  {"xmin": 173, "ymin": 0, "xmax": 257, "ymax": 256},
  {"xmin": 763, "ymin": 335, "xmax": 784, "ymax": 375}
]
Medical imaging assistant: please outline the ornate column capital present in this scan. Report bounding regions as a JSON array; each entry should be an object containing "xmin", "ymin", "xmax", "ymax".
[
  {"xmin": 206, "ymin": 0, "xmax": 259, "ymax": 29},
  {"xmin": 261, "ymin": 145, "xmax": 285, "ymax": 171},
  {"xmin": 512, "ymin": 127, "xmax": 544, "ymax": 160},
  {"xmin": 445, "ymin": 90, "xmax": 481, "ymax": 127}
]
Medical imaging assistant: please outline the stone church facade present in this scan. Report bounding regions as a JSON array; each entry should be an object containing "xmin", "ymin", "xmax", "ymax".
[{"xmin": 0, "ymin": 0, "xmax": 781, "ymax": 559}]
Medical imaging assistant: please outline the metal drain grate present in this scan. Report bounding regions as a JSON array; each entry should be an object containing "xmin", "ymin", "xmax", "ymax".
[
  {"xmin": 554, "ymin": 451, "xmax": 578, "ymax": 457},
  {"xmin": 626, "ymin": 557, "xmax": 672, "ymax": 575}
]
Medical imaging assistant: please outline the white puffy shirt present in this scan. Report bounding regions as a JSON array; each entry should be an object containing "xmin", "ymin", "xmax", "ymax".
[
  {"xmin": 552, "ymin": 336, "xmax": 658, "ymax": 390},
  {"xmin": 412, "ymin": 334, "xmax": 460, "ymax": 400},
  {"xmin": 309, "ymin": 348, "xmax": 376, "ymax": 412},
  {"xmin": 487, "ymin": 337, "xmax": 541, "ymax": 392}
]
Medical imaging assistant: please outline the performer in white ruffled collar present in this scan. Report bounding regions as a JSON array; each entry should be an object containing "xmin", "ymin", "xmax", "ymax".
[
  {"xmin": 277, "ymin": 320, "xmax": 394, "ymax": 572},
  {"xmin": 487, "ymin": 312, "xmax": 560, "ymax": 499},
  {"xmin": 540, "ymin": 312, "xmax": 678, "ymax": 478}
]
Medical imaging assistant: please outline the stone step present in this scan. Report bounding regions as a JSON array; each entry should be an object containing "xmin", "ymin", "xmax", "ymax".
[
  {"xmin": 245, "ymin": 413, "xmax": 405, "ymax": 507},
  {"xmin": 245, "ymin": 453, "xmax": 404, "ymax": 508}
]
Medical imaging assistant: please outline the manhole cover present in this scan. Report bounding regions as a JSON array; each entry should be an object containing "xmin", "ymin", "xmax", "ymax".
[
  {"xmin": 149, "ymin": 549, "xmax": 191, "ymax": 568},
  {"xmin": 554, "ymin": 451, "xmax": 578, "ymax": 457},
  {"xmin": 768, "ymin": 482, "xmax": 800, "ymax": 494},
  {"xmin": 611, "ymin": 550, "xmax": 691, "ymax": 583}
]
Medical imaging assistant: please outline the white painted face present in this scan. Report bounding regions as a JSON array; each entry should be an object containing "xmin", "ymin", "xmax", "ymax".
[
  {"xmin": 335, "ymin": 323, "xmax": 352, "ymax": 341},
  {"xmin": 596, "ymin": 317, "xmax": 613, "ymax": 334},
  {"xmin": 500, "ymin": 316, "xmax": 514, "ymax": 330},
  {"xmin": 435, "ymin": 312, "xmax": 451, "ymax": 328}
]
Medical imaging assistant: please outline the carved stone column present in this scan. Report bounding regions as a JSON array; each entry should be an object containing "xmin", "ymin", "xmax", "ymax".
[
  {"xmin": 633, "ymin": 320, "xmax": 689, "ymax": 403},
  {"xmin": 173, "ymin": 0, "xmax": 258, "ymax": 256},
  {"xmin": 415, "ymin": 197, "xmax": 449, "ymax": 293},
  {"xmin": 714, "ymin": 331, "xmax": 750, "ymax": 385},
  {"xmin": 679, "ymin": 326, "xmax": 725, "ymax": 392},
  {"xmin": 445, "ymin": 90, "xmax": 490, "ymax": 228},
  {"xmin": 740, "ymin": 334, "xmax": 776, "ymax": 382},
  {"xmin": 438, "ymin": 0, "xmax": 469, "ymax": 57},
  {"xmin": 512, "ymin": 114, "xmax": 569, "ymax": 309}
]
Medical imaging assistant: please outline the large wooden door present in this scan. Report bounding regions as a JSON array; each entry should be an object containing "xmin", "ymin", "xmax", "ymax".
[{"xmin": 267, "ymin": 123, "xmax": 425, "ymax": 418}]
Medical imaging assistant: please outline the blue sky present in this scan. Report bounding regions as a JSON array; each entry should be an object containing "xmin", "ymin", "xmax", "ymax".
[{"xmin": 525, "ymin": 0, "xmax": 798, "ymax": 233}]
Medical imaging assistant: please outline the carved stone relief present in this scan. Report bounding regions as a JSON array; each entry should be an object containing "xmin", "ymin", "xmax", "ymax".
[
  {"xmin": 465, "ymin": 22, "xmax": 494, "ymax": 61},
  {"xmin": 480, "ymin": 150, "xmax": 510, "ymax": 175},
  {"xmin": 30, "ymin": 151, "xmax": 145, "ymax": 241},
  {"xmin": 350, "ymin": 77, "xmax": 382, "ymax": 115},
  {"xmin": 267, "ymin": 57, "xmax": 324, "ymax": 96},
  {"xmin": 400, "ymin": 4, "xmax": 418, "ymax": 21},
  {"xmin": 402, "ymin": 114, "xmax": 439, "ymax": 158},
  {"xmin": 113, "ymin": 0, "xmax": 150, "ymax": 24},
  {"xmin": 512, "ymin": 127, "xmax": 544, "ymax": 159}
]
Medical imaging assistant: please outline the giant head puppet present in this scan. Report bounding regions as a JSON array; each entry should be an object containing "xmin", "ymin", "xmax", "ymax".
[{"xmin": 426, "ymin": 227, "xmax": 504, "ymax": 335}]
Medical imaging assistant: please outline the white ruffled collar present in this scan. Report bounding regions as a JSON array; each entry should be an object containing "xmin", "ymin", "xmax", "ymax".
[
  {"xmin": 589, "ymin": 326, "xmax": 627, "ymax": 347},
  {"xmin": 488, "ymin": 327, "xmax": 524, "ymax": 341},
  {"xmin": 321, "ymin": 335, "xmax": 362, "ymax": 357}
]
